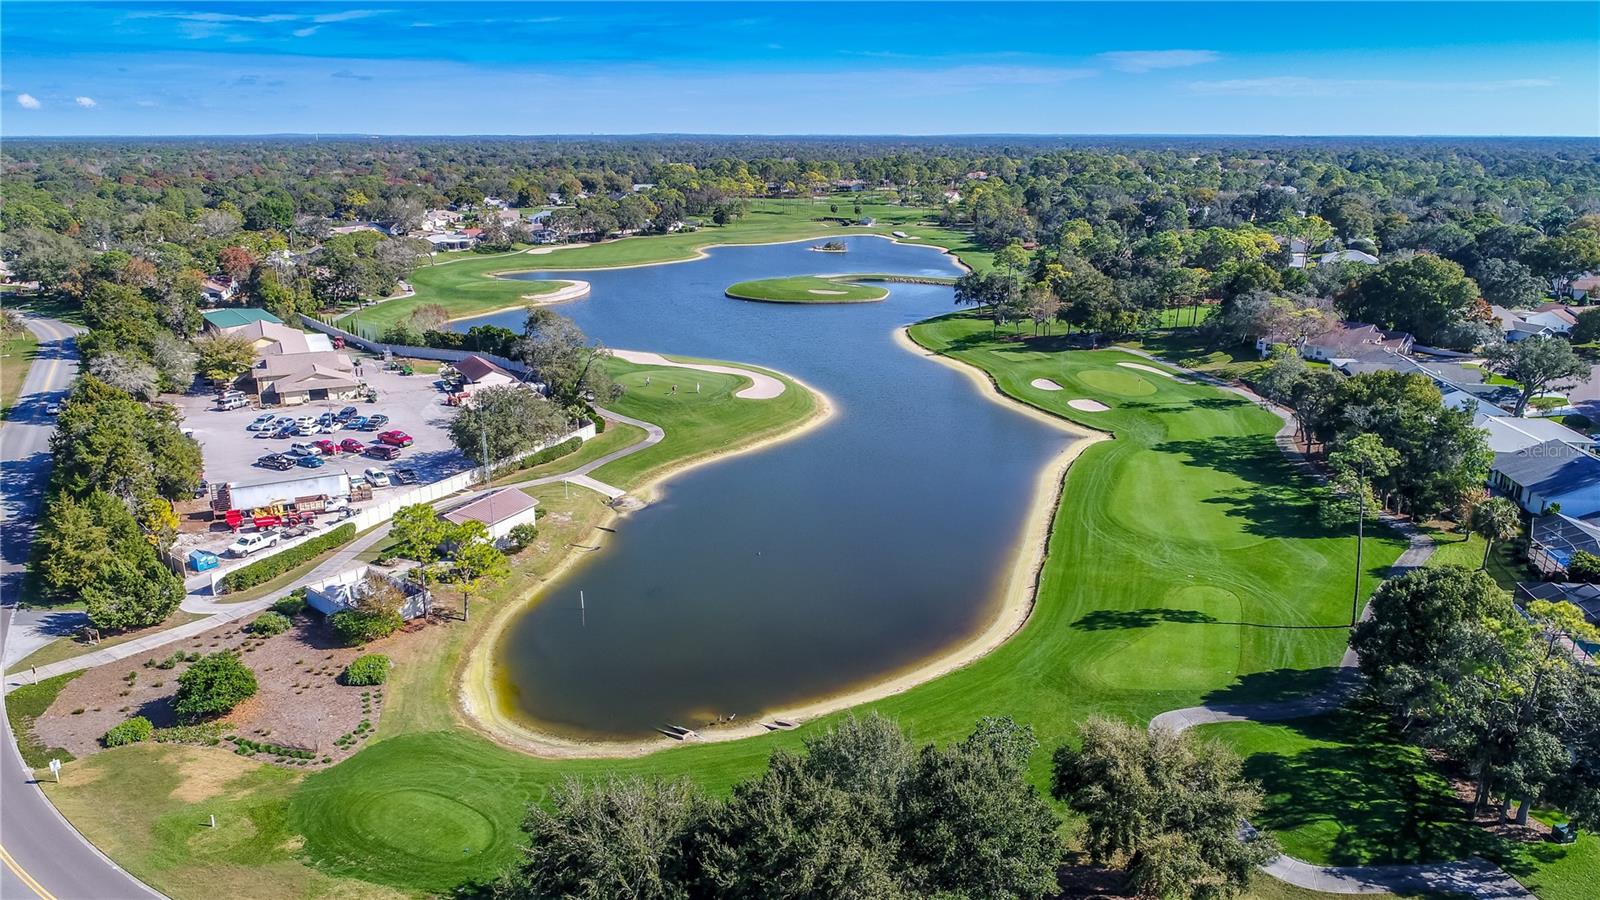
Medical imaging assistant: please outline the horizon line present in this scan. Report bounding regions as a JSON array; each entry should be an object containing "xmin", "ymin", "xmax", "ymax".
[{"xmin": 4, "ymin": 131, "xmax": 1598, "ymax": 141}]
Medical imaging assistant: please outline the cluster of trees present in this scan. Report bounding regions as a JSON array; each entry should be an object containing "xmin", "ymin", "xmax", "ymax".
[
  {"xmin": 496, "ymin": 714, "xmax": 1271, "ymax": 900},
  {"xmin": 32, "ymin": 376, "xmax": 199, "ymax": 631},
  {"xmin": 1352, "ymin": 566, "xmax": 1600, "ymax": 827},
  {"xmin": 387, "ymin": 502, "xmax": 511, "ymax": 621},
  {"xmin": 1256, "ymin": 365, "xmax": 1493, "ymax": 520}
]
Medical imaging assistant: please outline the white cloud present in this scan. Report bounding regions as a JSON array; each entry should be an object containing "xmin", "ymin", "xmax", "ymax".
[
  {"xmin": 136, "ymin": 99, "xmax": 159, "ymax": 108},
  {"xmin": 75, "ymin": 96, "xmax": 96, "ymax": 107},
  {"xmin": 16, "ymin": 93, "xmax": 40, "ymax": 109},
  {"xmin": 312, "ymin": 10, "xmax": 389, "ymax": 24},
  {"xmin": 1100, "ymin": 50, "xmax": 1219, "ymax": 73},
  {"xmin": 293, "ymin": 26, "xmax": 320, "ymax": 38},
  {"xmin": 1188, "ymin": 76, "xmax": 1557, "ymax": 97}
]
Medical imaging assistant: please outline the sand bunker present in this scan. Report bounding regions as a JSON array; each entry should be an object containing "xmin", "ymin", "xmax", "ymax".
[
  {"xmin": 1117, "ymin": 362, "xmax": 1176, "ymax": 378},
  {"xmin": 807, "ymin": 289, "xmax": 848, "ymax": 295},
  {"xmin": 1068, "ymin": 399, "xmax": 1111, "ymax": 412},
  {"xmin": 1030, "ymin": 378, "xmax": 1063, "ymax": 391}
]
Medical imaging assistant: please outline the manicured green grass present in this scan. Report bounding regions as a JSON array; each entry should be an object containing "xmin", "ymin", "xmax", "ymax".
[
  {"xmin": 58, "ymin": 308, "xmax": 1413, "ymax": 896},
  {"xmin": 335, "ymin": 248, "xmax": 571, "ymax": 335},
  {"xmin": 1157, "ymin": 303, "xmax": 1217, "ymax": 329},
  {"xmin": 1204, "ymin": 708, "xmax": 1597, "ymax": 900},
  {"xmin": 279, "ymin": 310, "xmax": 1406, "ymax": 891},
  {"xmin": 6, "ymin": 671, "xmax": 82, "ymax": 768},
  {"xmin": 725, "ymin": 274, "xmax": 888, "ymax": 303},
  {"xmin": 341, "ymin": 200, "xmax": 985, "ymax": 333},
  {"xmin": 589, "ymin": 357, "xmax": 819, "ymax": 489},
  {"xmin": 488, "ymin": 421, "xmax": 647, "ymax": 487},
  {"xmin": 1, "ymin": 324, "xmax": 40, "ymax": 419},
  {"xmin": 1421, "ymin": 524, "xmax": 1535, "ymax": 592}
]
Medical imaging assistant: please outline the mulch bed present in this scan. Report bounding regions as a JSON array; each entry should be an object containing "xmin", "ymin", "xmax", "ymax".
[{"xmin": 34, "ymin": 612, "xmax": 424, "ymax": 767}]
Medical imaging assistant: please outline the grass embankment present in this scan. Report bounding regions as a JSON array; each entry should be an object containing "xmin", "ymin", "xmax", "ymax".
[
  {"xmin": 1, "ymin": 323, "xmax": 40, "ymax": 418},
  {"xmin": 46, "ymin": 314, "xmax": 1407, "ymax": 896},
  {"xmin": 7, "ymin": 671, "xmax": 82, "ymax": 768},
  {"xmin": 1204, "ymin": 709, "xmax": 1596, "ymax": 900},
  {"xmin": 1421, "ymin": 524, "xmax": 1536, "ymax": 592},
  {"xmin": 342, "ymin": 200, "xmax": 986, "ymax": 333},
  {"xmin": 487, "ymin": 421, "xmax": 648, "ymax": 488},
  {"xmin": 725, "ymin": 275, "xmax": 889, "ymax": 304},
  {"xmin": 588, "ymin": 357, "xmax": 820, "ymax": 489}
]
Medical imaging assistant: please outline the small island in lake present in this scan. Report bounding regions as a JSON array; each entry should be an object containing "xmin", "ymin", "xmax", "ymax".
[
  {"xmin": 725, "ymin": 275, "xmax": 889, "ymax": 304},
  {"xmin": 810, "ymin": 240, "xmax": 848, "ymax": 252}
]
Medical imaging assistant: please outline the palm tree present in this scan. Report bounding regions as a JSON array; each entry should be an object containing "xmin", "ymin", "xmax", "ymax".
[{"xmin": 1468, "ymin": 497, "xmax": 1522, "ymax": 570}]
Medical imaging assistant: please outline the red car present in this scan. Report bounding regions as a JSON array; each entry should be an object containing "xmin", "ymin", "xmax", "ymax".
[
  {"xmin": 339, "ymin": 438, "xmax": 365, "ymax": 454},
  {"xmin": 377, "ymin": 430, "xmax": 413, "ymax": 447},
  {"xmin": 312, "ymin": 439, "xmax": 339, "ymax": 455}
]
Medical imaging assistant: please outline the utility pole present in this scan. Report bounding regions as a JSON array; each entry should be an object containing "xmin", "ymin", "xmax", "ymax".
[
  {"xmin": 1350, "ymin": 457, "xmax": 1366, "ymax": 629},
  {"xmin": 478, "ymin": 413, "xmax": 490, "ymax": 484}
]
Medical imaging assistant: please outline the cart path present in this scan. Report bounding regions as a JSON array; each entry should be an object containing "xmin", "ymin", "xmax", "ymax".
[
  {"xmin": 1132, "ymin": 349, "xmax": 1531, "ymax": 899},
  {"xmin": 609, "ymin": 349, "xmax": 786, "ymax": 399}
]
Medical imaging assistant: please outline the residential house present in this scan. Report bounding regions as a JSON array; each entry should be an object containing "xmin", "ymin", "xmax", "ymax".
[
  {"xmin": 1528, "ymin": 302, "xmax": 1580, "ymax": 334},
  {"xmin": 330, "ymin": 223, "xmax": 383, "ymax": 236},
  {"xmin": 201, "ymin": 276, "xmax": 239, "ymax": 305},
  {"xmin": 1477, "ymin": 414, "xmax": 1595, "ymax": 455},
  {"xmin": 1489, "ymin": 439, "xmax": 1600, "ymax": 518},
  {"xmin": 1489, "ymin": 305, "xmax": 1559, "ymax": 342},
  {"xmin": 201, "ymin": 308, "xmax": 283, "ymax": 333},
  {"xmin": 942, "ymin": 189, "xmax": 962, "ymax": 203},
  {"xmin": 250, "ymin": 350, "xmax": 363, "ymax": 406},
  {"xmin": 1318, "ymin": 249, "xmax": 1379, "ymax": 266},
  {"xmin": 1569, "ymin": 274, "xmax": 1600, "ymax": 302},
  {"xmin": 1515, "ymin": 579, "xmax": 1600, "ymax": 628},
  {"xmin": 1260, "ymin": 320, "xmax": 1414, "ymax": 363},
  {"xmin": 443, "ymin": 488, "xmax": 540, "ymax": 547},
  {"xmin": 304, "ymin": 564, "xmax": 429, "ymax": 621},
  {"xmin": 426, "ymin": 233, "xmax": 476, "ymax": 252},
  {"xmin": 420, "ymin": 209, "xmax": 464, "ymax": 233}
]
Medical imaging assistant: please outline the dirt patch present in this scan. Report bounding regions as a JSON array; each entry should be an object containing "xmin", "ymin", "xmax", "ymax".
[
  {"xmin": 35, "ymin": 613, "xmax": 426, "ymax": 766},
  {"xmin": 1030, "ymin": 378, "xmax": 1063, "ymax": 391},
  {"xmin": 1068, "ymin": 398, "xmax": 1111, "ymax": 412},
  {"xmin": 167, "ymin": 746, "xmax": 245, "ymax": 802}
]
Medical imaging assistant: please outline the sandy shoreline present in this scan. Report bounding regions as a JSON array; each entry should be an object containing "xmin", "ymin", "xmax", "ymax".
[
  {"xmin": 480, "ymin": 231, "xmax": 972, "ymax": 275},
  {"xmin": 454, "ymin": 326, "xmax": 1105, "ymax": 759},
  {"xmin": 456, "ymin": 364, "xmax": 841, "ymax": 758},
  {"xmin": 441, "ymin": 279, "xmax": 592, "ymax": 324}
]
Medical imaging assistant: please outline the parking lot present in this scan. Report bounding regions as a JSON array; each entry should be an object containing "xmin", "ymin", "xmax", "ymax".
[{"xmin": 174, "ymin": 360, "xmax": 473, "ymax": 493}]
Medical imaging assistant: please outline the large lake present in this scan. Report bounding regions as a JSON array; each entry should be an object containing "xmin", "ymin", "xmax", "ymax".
[{"xmin": 459, "ymin": 236, "xmax": 1071, "ymax": 740}]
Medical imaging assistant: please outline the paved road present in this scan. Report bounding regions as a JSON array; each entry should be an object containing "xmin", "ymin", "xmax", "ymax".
[{"xmin": 1, "ymin": 316, "xmax": 164, "ymax": 899}]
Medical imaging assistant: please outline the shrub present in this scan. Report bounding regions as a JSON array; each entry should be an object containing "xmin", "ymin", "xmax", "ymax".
[
  {"xmin": 151, "ymin": 722, "xmax": 228, "ymax": 745},
  {"xmin": 509, "ymin": 436, "xmax": 582, "ymax": 474},
  {"xmin": 101, "ymin": 716, "xmax": 153, "ymax": 747},
  {"xmin": 219, "ymin": 524, "xmax": 356, "ymax": 593},
  {"xmin": 249, "ymin": 612, "xmax": 292, "ymax": 636},
  {"xmin": 342, "ymin": 654, "xmax": 390, "ymax": 686},
  {"xmin": 270, "ymin": 590, "xmax": 308, "ymax": 617},
  {"xmin": 154, "ymin": 650, "xmax": 185, "ymax": 670},
  {"xmin": 330, "ymin": 608, "xmax": 403, "ymax": 646},
  {"xmin": 1561, "ymin": 413, "xmax": 1593, "ymax": 432},
  {"xmin": 174, "ymin": 652, "xmax": 258, "ymax": 720},
  {"xmin": 505, "ymin": 522, "xmax": 539, "ymax": 553}
]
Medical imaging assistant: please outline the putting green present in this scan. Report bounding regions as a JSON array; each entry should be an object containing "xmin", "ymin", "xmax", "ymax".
[
  {"xmin": 348, "ymin": 789, "xmax": 500, "ymax": 862},
  {"xmin": 1076, "ymin": 367, "xmax": 1157, "ymax": 397},
  {"xmin": 725, "ymin": 275, "xmax": 888, "ymax": 303}
]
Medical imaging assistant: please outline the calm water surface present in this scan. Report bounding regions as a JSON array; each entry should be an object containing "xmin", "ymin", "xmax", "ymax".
[{"xmin": 461, "ymin": 237, "xmax": 1070, "ymax": 739}]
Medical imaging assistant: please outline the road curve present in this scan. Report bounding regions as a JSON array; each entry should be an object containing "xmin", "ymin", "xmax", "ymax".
[{"xmin": 1, "ymin": 315, "xmax": 166, "ymax": 899}]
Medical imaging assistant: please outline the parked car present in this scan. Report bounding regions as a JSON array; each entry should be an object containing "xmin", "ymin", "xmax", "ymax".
[
  {"xmin": 365, "ymin": 444, "xmax": 402, "ymax": 461},
  {"xmin": 44, "ymin": 401, "xmax": 60, "ymax": 415},
  {"xmin": 293, "ymin": 416, "xmax": 316, "ymax": 430},
  {"xmin": 288, "ymin": 441, "xmax": 319, "ymax": 456},
  {"xmin": 271, "ymin": 425, "xmax": 296, "ymax": 440},
  {"xmin": 226, "ymin": 532, "xmax": 279, "ymax": 558},
  {"xmin": 313, "ymin": 439, "xmax": 339, "ymax": 455},
  {"xmin": 377, "ymin": 430, "xmax": 413, "ymax": 447},
  {"xmin": 339, "ymin": 438, "xmax": 365, "ymax": 454},
  {"xmin": 257, "ymin": 453, "xmax": 295, "ymax": 470},
  {"xmin": 364, "ymin": 468, "xmax": 391, "ymax": 488},
  {"xmin": 317, "ymin": 412, "xmax": 337, "ymax": 428},
  {"xmin": 359, "ymin": 414, "xmax": 390, "ymax": 431},
  {"xmin": 392, "ymin": 467, "xmax": 418, "ymax": 485},
  {"xmin": 336, "ymin": 405, "xmax": 358, "ymax": 422},
  {"xmin": 218, "ymin": 389, "xmax": 246, "ymax": 402},
  {"xmin": 246, "ymin": 413, "xmax": 277, "ymax": 431},
  {"xmin": 346, "ymin": 415, "xmax": 369, "ymax": 431},
  {"xmin": 297, "ymin": 454, "xmax": 327, "ymax": 468},
  {"xmin": 218, "ymin": 396, "xmax": 248, "ymax": 411}
]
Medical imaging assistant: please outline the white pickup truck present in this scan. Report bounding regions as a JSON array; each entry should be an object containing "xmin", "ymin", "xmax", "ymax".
[{"xmin": 226, "ymin": 532, "xmax": 279, "ymax": 558}]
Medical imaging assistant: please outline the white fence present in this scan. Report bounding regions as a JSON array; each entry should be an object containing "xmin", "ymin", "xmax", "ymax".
[{"xmin": 298, "ymin": 314, "xmax": 529, "ymax": 374}]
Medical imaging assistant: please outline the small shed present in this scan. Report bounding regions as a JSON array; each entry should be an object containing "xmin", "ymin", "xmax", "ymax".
[
  {"xmin": 304, "ymin": 565, "xmax": 428, "ymax": 620},
  {"xmin": 444, "ymin": 489, "xmax": 540, "ymax": 547}
]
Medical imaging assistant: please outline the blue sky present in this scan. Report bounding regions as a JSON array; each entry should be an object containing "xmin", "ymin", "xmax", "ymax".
[{"xmin": 2, "ymin": 2, "xmax": 1596, "ymax": 136}]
